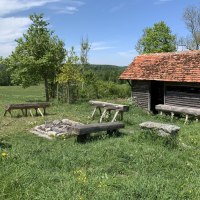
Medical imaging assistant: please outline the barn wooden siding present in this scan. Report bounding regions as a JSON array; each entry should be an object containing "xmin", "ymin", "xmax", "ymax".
[
  {"xmin": 132, "ymin": 81, "xmax": 150, "ymax": 110},
  {"xmin": 165, "ymin": 82, "xmax": 200, "ymax": 109}
]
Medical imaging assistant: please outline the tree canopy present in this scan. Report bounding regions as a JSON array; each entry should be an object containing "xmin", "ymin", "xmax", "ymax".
[
  {"xmin": 8, "ymin": 13, "xmax": 66, "ymax": 101},
  {"xmin": 136, "ymin": 21, "xmax": 176, "ymax": 54}
]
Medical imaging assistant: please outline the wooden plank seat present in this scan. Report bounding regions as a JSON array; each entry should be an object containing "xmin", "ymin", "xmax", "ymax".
[
  {"xmin": 4, "ymin": 103, "xmax": 50, "ymax": 117},
  {"xmin": 73, "ymin": 122, "xmax": 125, "ymax": 142},
  {"xmin": 139, "ymin": 121, "xmax": 180, "ymax": 137},
  {"xmin": 89, "ymin": 100, "xmax": 129, "ymax": 123},
  {"xmin": 155, "ymin": 104, "xmax": 200, "ymax": 124}
]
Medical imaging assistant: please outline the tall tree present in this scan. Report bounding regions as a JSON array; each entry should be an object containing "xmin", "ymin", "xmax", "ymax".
[
  {"xmin": 80, "ymin": 37, "xmax": 91, "ymax": 70},
  {"xmin": 57, "ymin": 47, "xmax": 83, "ymax": 103},
  {"xmin": 0, "ymin": 57, "xmax": 11, "ymax": 86},
  {"xmin": 80, "ymin": 37, "xmax": 91, "ymax": 89},
  {"xmin": 182, "ymin": 6, "xmax": 200, "ymax": 50},
  {"xmin": 8, "ymin": 13, "xmax": 66, "ymax": 101},
  {"xmin": 136, "ymin": 21, "xmax": 176, "ymax": 54}
]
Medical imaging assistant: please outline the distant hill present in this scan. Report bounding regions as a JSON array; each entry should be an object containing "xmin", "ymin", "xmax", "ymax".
[{"xmin": 86, "ymin": 64, "xmax": 127, "ymax": 83}]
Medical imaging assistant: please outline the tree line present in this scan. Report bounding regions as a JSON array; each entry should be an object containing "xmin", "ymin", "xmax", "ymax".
[
  {"xmin": 0, "ymin": 14, "xmax": 128, "ymax": 102},
  {"xmin": 0, "ymin": 5, "xmax": 199, "ymax": 102}
]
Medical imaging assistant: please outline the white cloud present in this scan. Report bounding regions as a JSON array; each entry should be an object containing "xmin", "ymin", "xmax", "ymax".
[
  {"xmin": 0, "ymin": 0, "xmax": 60, "ymax": 17},
  {"xmin": 0, "ymin": 17, "xmax": 31, "ymax": 57},
  {"xmin": 55, "ymin": 6, "xmax": 79, "ymax": 14},
  {"xmin": 91, "ymin": 42, "xmax": 115, "ymax": 51},
  {"xmin": 50, "ymin": 1, "xmax": 85, "ymax": 14}
]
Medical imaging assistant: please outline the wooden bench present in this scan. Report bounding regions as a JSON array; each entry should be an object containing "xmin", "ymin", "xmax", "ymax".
[
  {"xmin": 89, "ymin": 100, "xmax": 129, "ymax": 123},
  {"xmin": 73, "ymin": 122, "xmax": 125, "ymax": 142},
  {"xmin": 155, "ymin": 104, "xmax": 200, "ymax": 124},
  {"xmin": 4, "ymin": 103, "xmax": 50, "ymax": 117},
  {"xmin": 139, "ymin": 121, "xmax": 180, "ymax": 137}
]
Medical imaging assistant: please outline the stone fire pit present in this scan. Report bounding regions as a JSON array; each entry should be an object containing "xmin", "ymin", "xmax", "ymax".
[{"xmin": 31, "ymin": 119, "xmax": 84, "ymax": 139}]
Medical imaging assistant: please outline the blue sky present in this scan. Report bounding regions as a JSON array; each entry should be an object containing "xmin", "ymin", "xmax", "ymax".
[{"xmin": 0, "ymin": 0, "xmax": 199, "ymax": 66}]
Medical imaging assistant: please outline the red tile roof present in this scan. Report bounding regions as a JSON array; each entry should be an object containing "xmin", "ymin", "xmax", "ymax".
[{"xmin": 120, "ymin": 50, "xmax": 200, "ymax": 83}]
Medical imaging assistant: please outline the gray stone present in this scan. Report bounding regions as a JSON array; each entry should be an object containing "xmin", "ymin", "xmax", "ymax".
[
  {"xmin": 31, "ymin": 118, "xmax": 84, "ymax": 139},
  {"xmin": 53, "ymin": 120, "xmax": 61, "ymax": 125},
  {"xmin": 139, "ymin": 121, "xmax": 180, "ymax": 136}
]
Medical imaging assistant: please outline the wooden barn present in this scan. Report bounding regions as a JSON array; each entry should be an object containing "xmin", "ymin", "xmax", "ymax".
[{"xmin": 120, "ymin": 50, "xmax": 200, "ymax": 112}]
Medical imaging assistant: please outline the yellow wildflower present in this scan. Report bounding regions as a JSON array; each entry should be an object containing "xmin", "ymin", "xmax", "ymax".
[{"xmin": 1, "ymin": 152, "xmax": 8, "ymax": 158}]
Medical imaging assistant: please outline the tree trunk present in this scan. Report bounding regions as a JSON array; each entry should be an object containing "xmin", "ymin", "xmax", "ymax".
[
  {"xmin": 44, "ymin": 77, "xmax": 49, "ymax": 102},
  {"xmin": 67, "ymin": 82, "xmax": 70, "ymax": 104}
]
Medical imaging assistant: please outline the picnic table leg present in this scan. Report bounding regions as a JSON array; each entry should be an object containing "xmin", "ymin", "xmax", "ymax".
[
  {"xmin": 98, "ymin": 107, "xmax": 102, "ymax": 115},
  {"xmin": 120, "ymin": 111, "xmax": 123, "ymax": 120},
  {"xmin": 91, "ymin": 107, "xmax": 97, "ymax": 119},
  {"xmin": 3, "ymin": 110, "xmax": 11, "ymax": 117},
  {"xmin": 100, "ymin": 109, "xmax": 107, "ymax": 123},
  {"xmin": 43, "ymin": 108, "xmax": 46, "ymax": 115},
  {"xmin": 111, "ymin": 110, "xmax": 120, "ymax": 122}
]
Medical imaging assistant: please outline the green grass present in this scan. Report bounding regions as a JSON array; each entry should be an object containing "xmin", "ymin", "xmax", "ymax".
[{"xmin": 0, "ymin": 85, "xmax": 200, "ymax": 200}]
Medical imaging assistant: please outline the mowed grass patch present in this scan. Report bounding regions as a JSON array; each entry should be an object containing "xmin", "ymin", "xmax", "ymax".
[{"xmin": 0, "ymin": 85, "xmax": 200, "ymax": 199}]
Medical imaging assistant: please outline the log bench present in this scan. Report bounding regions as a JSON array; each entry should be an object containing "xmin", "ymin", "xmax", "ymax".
[
  {"xmin": 4, "ymin": 103, "xmax": 50, "ymax": 117},
  {"xmin": 155, "ymin": 104, "xmax": 200, "ymax": 124},
  {"xmin": 89, "ymin": 100, "xmax": 129, "ymax": 123},
  {"xmin": 139, "ymin": 121, "xmax": 180, "ymax": 137},
  {"xmin": 73, "ymin": 122, "xmax": 125, "ymax": 142}
]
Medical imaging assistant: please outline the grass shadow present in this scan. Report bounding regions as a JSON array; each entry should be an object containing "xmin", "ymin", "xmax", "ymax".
[
  {"xmin": 0, "ymin": 142, "xmax": 12, "ymax": 149},
  {"xmin": 138, "ymin": 130, "xmax": 179, "ymax": 149},
  {"xmin": 26, "ymin": 99, "xmax": 47, "ymax": 103},
  {"xmin": 76, "ymin": 131, "xmax": 126, "ymax": 144}
]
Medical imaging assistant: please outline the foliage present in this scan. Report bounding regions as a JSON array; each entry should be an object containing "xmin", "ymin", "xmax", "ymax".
[
  {"xmin": 86, "ymin": 64, "xmax": 126, "ymax": 83},
  {"xmin": 7, "ymin": 13, "xmax": 66, "ymax": 102},
  {"xmin": 136, "ymin": 21, "xmax": 176, "ymax": 54},
  {"xmin": 0, "ymin": 85, "xmax": 200, "ymax": 199},
  {"xmin": 57, "ymin": 47, "xmax": 83, "ymax": 103},
  {"xmin": 0, "ymin": 57, "xmax": 11, "ymax": 86}
]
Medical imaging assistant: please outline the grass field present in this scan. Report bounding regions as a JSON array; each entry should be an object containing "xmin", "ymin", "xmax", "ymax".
[{"xmin": 0, "ymin": 85, "xmax": 199, "ymax": 200}]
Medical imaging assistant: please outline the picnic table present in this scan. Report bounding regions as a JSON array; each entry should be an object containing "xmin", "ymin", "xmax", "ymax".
[
  {"xmin": 4, "ymin": 103, "xmax": 50, "ymax": 117},
  {"xmin": 89, "ymin": 100, "xmax": 129, "ymax": 123}
]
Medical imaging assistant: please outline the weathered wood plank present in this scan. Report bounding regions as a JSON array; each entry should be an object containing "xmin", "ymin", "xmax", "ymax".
[
  {"xmin": 73, "ymin": 122, "xmax": 125, "ymax": 135},
  {"xmin": 4, "ymin": 103, "xmax": 50, "ymax": 117},
  {"xmin": 89, "ymin": 100, "xmax": 129, "ymax": 111},
  {"xmin": 155, "ymin": 104, "xmax": 200, "ymax": 116}
]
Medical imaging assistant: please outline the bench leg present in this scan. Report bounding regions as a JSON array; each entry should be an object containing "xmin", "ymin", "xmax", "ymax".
[
  {"xmin": 77, "ymin": 134, "xmax": 90, "ymax": 143},
  {"xmin": 35, "ymin": 108, "xmax": 38, "ymax": 116},
  {"xmin": 184, "ymin": 114, "xmax": 189, "ymax": 124},
  {"xmin": 37, "ymin": 108, "xmax": 44, "ymax": 117},
  {"xmin": 107, "ymin": 129, "xmax": 119, "ymax": 137},
  {"xmin": 171, "ymin": 112, "xmax": 174, "ymax": 121},
  {"xmin": 29, "ymin": 109, "xmax": 33, "ymax": 117},
  {"xmin": 4, "ymin": 110, "xmax": 7, "ymax": 116}
]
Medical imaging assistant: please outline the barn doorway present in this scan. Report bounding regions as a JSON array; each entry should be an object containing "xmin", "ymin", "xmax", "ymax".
[{"xmin": 150, "ymin": 81, "xmax": 164, "ymax": 113}]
